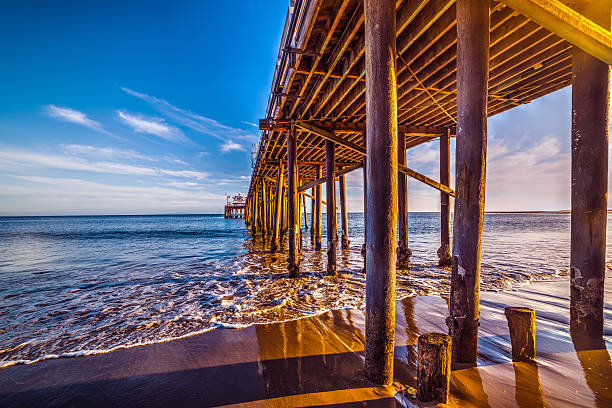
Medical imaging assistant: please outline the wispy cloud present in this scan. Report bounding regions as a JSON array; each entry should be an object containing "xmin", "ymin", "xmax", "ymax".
[
  {"xmin": 64, "ymin": 144, "xmax": 155, "ymax": 161},
  {"xmin": 46, "ymin": 105, "xmax": 117, "ymax": 138},
  {"xmin": 117, "ymin": 110, "xmax": 189, "ymax": 144},
  {"xmin": 220, "ymin": 140, "xmax": 246, "ymax": 153},
  {"xmin": 121, "ymin": 87, "xmax": 258, "ymax": 144},
  {"xmin": 0, "ymin": 147, "xmax": 208, "ymax": 179}
]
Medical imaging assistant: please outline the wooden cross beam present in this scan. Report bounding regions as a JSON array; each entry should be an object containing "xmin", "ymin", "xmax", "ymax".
[
  {"xmin": 295, "ymin": 120, "xmax": 455, "ymax": 197},
  {"xmin": 499, "ymin": 0, "xmax": 612, "ymax": 65},
  {"xmin": 298, "ymin": 162, "xmax": 363, "ymax": 192}
]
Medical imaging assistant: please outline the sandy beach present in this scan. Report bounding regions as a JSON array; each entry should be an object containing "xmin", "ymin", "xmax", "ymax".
[{"xmin": 1, "ymin": 272, "xmax": 610, "ymax": 407}]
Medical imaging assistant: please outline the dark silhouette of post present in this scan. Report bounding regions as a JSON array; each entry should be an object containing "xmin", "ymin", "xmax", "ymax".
[
  {"xmin": 570, "ymin": 3, "xmax": 610, "ymax": 340},
  {"xmin": 448, "ymin": 0, "xmax": 489, "ymax": 367},
  {"xmin": 271, "ymin": 165, "xmax": 284, "ymax": 252},
  {"xmin": 339, "ymin": 170, "xmax": 349, "ymax": 249},
  {"xmin": 439, "ymin": 129, "xmax": 452, "ymax": 266},
  {"xmin": 287, "ymin": 124, "xmax": 299, "ymax": 277},
  {"xmin": 260, "ymin": 182, "xmax": 268, "ymax": 239},
  {"xmin": 364, "ymin": 0, "xmax": 398, "ymax": 385},
  {"xmin": 397, "ymin": 131, "xmax": 411, "ymax": 267},
  {"xmin": 326, "ymin": 140, "xmax": 337, "ymax": 275}
]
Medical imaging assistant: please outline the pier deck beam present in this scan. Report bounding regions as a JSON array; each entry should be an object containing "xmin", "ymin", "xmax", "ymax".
[
  {"xmin": 314, "ymin": 165, "xmax": 322, "ymax": 250},
  {"xmin": 570, "ymin": 3, "xmax": 610, "ymax": 340},
  {"xmin": 397, "ymin": 131, "xmax": 411, "ymax": 267},
  {"xmin": 287, "ymin": 124, "xmax": 300, "ymax": 277},
  {"xmin": 364, "ymin": 0, "xmax": 398, "ymax": 386},
  {"xmin": 271, "ymin": 165, "xmax": 284, "ymax": 252},
  {"xmin": 339, "ymin": 169, "xmax": 349, "ymax": 249},
  {"xmin": 439, "ymin": 129, "xmax": 452, "ymax": 266},
  {"xmin": 326, "ymin": 140, "xmax": 338, "ymax": 275},
  {"xmin": 448, "ymin": 0, "xmax": 489, "ymax": 368}
]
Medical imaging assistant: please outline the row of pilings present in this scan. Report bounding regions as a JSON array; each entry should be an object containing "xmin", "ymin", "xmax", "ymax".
[{"xmin": 244, "ymin": 0, "xmax": 609, "ymax": 387}]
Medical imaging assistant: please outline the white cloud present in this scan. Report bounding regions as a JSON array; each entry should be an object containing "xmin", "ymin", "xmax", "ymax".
[
  {"xmin": 117, "ymin": 111, "xmax": 189, "ymax": 144},
  {"xmin": 1, "ymin": 176, "xmax": 225, "ymax": 215},
  {"xmin": 121, "ymin": 87, "xmax": 259, "ymax": 143},
  {"xmin": 220, "ymin": 140, "xmax": 245, "ymax": 153},
  {"xmin": 64, "ymin": 144, "xmax": 155, "ymax": 161},
  {"xmin": 46, "ymin": 105, "xmax": 117, "ymax": 138},
  {"xmin": 0, "ymin": 147, "xmax": 207, "ymax": 179}
]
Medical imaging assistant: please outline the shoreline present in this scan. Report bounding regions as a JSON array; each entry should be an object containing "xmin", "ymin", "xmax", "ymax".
[{"xmin": 1, "ymin": 274, "xmax": 610, "ymax": 407}]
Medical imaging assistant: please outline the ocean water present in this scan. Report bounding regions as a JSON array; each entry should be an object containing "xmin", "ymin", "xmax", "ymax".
[{"xmin": 1, "ymin": 213, "xmax": 610, "ymax": 368}]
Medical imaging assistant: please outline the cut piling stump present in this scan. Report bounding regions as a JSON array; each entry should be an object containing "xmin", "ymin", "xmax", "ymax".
[
  {"xmin": 417, "ymin": 332, "xmax": 452, "ymax": 404},
  {"xmin": 505, "ymin": 307, "xmax": 536, "ymax": 362}
]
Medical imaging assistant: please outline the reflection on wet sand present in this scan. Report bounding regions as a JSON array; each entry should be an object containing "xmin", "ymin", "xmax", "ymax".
[
  {"xmin": 513, "ymin": 361, "xmax": 547, "ymax": 408},
  {"xmin": 571, "ymin": 332, "xmax": 612, "ymax": 408}
]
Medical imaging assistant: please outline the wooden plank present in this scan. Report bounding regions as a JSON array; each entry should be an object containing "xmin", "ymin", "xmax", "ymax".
[{"xmin": 499, "ymin": 0, "xmax": 612, "ymax": 65}]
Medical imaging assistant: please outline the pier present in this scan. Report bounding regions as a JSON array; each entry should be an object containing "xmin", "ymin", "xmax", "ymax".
[
  {"xmin": 246, "ymin": 0, "xmax": 611, "ymax": 388},
  {"xmin": 224, "ymin": 194, "xmax": 246, "ymax": 218}
]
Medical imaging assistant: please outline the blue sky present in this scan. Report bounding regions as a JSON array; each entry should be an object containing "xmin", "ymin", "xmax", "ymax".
[{"xmin": 0, "ymin": 2, "xmax": 608, "ymax": 215}]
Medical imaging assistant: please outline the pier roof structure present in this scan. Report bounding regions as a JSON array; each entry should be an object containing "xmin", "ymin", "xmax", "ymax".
[{"xmin": 248, "ymin": 0, "xmax": 612, "ymax": 195}]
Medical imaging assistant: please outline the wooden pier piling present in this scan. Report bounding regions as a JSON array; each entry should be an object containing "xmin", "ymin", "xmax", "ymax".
[
  {"xmin": 339, "ymin": 170, "xmax": 349, "ymax": 249},
  {"xmin": 448, "ymin": 0, "xmax": 489, "ymax": 368},
  {"xmin": 271, "ymin": 166, "xmax": 284, "ymax": 252},
  {"xmin": 439, "ymin": 129, "xmax": 452, "ymax": 266},
  {"xmin": 314, "ymin": 165, "xmax": 322, "ymax": 250},
  {"xmin": 326, "ymin": 140, "xmax": 337, "ymax": 275},
  {"xmin": 417, "ymin": 333, "xmax": 452, "ymax": 404},
  {"xmin": 570, "ymin": 3, "xmax": 610, "ymax": 340},
  {"xmin": 310, "ymin": 187, "xmax": 315, "ymax": 241},
  {"xmin": 505, "ymin": 307, "xmax": 536, "ymax": 362},
  {"xmin": 364, "ymin": 0, "xmax": 398, "ymax": 386},
  {"xmin": 397, "ymin": 131, "xmax": 410, "ymax": 267},
  {"xmin": 287, "ymin": 124, "xmax": 299, "ymax": 277}
]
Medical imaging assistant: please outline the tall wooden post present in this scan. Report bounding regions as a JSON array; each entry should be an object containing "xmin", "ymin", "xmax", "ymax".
[
  {"xmin": 314, "ymin": 165, "xmax": 323, "ymax": 250},
  {"xmin": 570, "ymin": 4, "xmax": 610, "ymax": 340},
  {"xmin": 449, "ymin": 0, "xmax": 489, "ymax": 367},
  {"xmin": 439, "ymin": 129, "xmax": 452, "ymax": 266},
  {"xmin": 326, "ymin": 140, "xmax": 337, "ymax": 275},
  {"xmin": 261, "ymin": 182, "xmax": 268, "ymax": 238},
  {"xmin": 397, "ymin": 131, "xmax": 411, "ymax": 267},
  {"xmin": 271, "ymin": 165, "xmax": 285, "ymax": 252},
  {"xmin": 281, "ymin": 185, "xmax": 288, "ymax": 235},
  {"xmin": 302, "ymin": 194, "xmax": 308, "ymax": 231},
  {"xmin": 310, "ymin": 187, "xmax": 316, "ymax": 241},
  {"xmin": 252, "ymin": 187, "xmax": 259, "ymax": 235},
  {"xmin": 339, "ymin": 170, "xmax": 349, "ymax": 249},
  {"xmin": 287, "ymin": 124, "xmax": 300, "ymax": 277},
  {"xmin": 364, "ymin": 0, "xmax": 398, "ymax": 385}
]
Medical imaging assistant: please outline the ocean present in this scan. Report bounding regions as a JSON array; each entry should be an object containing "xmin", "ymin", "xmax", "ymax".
[{"xmin": 1, "ymin": 213, "xmax": 609, "ymax": 368}]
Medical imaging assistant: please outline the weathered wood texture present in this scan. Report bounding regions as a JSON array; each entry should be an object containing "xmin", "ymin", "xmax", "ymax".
[
  {"xmin": 287, "ymin": 125, "xmax": 300, "ymax": 277},
  {"xmin": 417, "ymin": 333, "xmax": 452, "ymax": 403},
  {"xmin": 326, "ymin": 140, "xmax": 337, "ymax": 275},
  {"xmin": 570, "ymin": 3, "xmax": 610, "ymax": 339},
  {"xmin": 364, "ymin": 0, "xmax": 398, "ymax": 386},
  {"xmin": 310, "ymin": 187, "xmax": 315, "ymax": 240},
  {"xmin": 448, "ymin": 0, "xmax": 489, "ymax": 368},
  {"xmin": 271, "ymin": 166, "xmax": 284, "ymax": 252},
  {"xmin": 438, "ymin": 129, "xmax": 452, "ymax": 266},
  {"xmin": 314, "ymin": 165, "xmax": 322, "ymax": 250},
  {"xmin": 339, "ymin": 170, "xmax": 349, "ymax": 249},
  {"xmin": 397, "ymin": 131, "xmax": 411, "ymax": 267},
  {"xmin": 504, "ymin": 307, "xmax": 536, "ymax": 362}
]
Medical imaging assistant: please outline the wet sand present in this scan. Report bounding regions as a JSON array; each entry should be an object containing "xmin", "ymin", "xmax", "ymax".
[{"xmin": 1, "ymin": 272, "xmax": 610, "ymax": 407}]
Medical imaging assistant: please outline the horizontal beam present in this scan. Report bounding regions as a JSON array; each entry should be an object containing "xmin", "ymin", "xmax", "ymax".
[
  {"xmin": 296, "ymin": 121, "xmax": 455, "ymax": 196},
  {"xmin": 299, "ymin": 191, "xmax": 329, "ymax": 206},
  {"xmin": 298, "ymin": 162, "xmax": 363, "ymax": 192},
  {"xmin": 499, "ymin": 0, "xmax": 612, "ymax": 65},
  {"xmin": 260, "ymin": 119, "xmax": 453, "ymax": 136}
]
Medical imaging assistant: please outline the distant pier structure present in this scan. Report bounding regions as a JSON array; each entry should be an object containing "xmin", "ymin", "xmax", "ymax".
[
  {"xmin": 245, "ymin": 0, "xmax": 612, "ymax": 387},
  {"xmin": 224, "ymin": 194, "xmax": 246, "ymax": 218}
]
